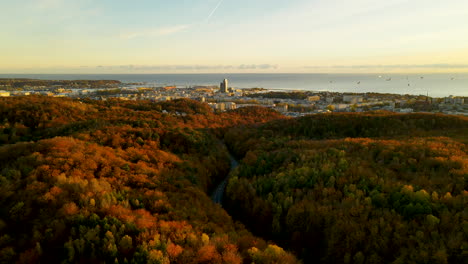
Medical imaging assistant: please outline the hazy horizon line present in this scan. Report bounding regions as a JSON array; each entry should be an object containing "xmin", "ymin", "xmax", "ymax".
[{"xmin": 1, "ymin": 72, "xmax": 468, "ymax": 75}]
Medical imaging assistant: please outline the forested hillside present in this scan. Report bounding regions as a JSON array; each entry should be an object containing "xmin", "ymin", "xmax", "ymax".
[
  {"xmin": 223, "ymin": 112, "xmax": 467, "ymax": 263},
  {"xmin": 1, "ymin": 96, "xmax": 467, "ymax": 264},
  {"xmin": 0, "ymin": 96, "xmax": 298, "ymax": 264}
]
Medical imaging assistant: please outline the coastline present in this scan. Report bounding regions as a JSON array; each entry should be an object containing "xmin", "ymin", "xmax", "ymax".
[{"xmin": 1, "ymin": 73, "xmax": 467, "ymax": 97}]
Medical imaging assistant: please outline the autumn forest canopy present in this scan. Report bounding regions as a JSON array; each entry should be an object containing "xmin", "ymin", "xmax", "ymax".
[{"xmin": 0, "ymin": 96, "xmax": 466, "ymax": 264}]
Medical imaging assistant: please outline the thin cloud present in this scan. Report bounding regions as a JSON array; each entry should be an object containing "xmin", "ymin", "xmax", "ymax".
[
  {"xmin": 121, "ymin": 24, "xmax": 190, "ymax": 39},
  {"xmin": 304, "ymin": 64, "xmax": 468, "ymax": 69},
  {"xmin": 121, "ymin": 0, "xmax": 224, "ymax": 40},
  {"xmin": 205, "ymin": 0, "xmax": 224, "ymax": 23},
  {"xmin": 91, "ymin": 64, "xmax": 279, "ymax": 71},
  {"xmin": 238, "ymin": 64, "xmax": 278, "ymax": 70}
]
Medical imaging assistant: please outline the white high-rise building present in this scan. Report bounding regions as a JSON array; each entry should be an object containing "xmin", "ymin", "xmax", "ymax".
[{"xmin": 220, "ymin": 79, "xmax": 228, "ymax": 93}]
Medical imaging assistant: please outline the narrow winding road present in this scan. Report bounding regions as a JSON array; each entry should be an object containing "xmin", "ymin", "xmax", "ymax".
[{"xmin": 211, "ymin": 153, "xmax": 238, "ymax": 205}]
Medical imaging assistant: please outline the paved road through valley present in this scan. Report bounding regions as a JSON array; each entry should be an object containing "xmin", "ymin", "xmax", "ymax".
[{"xmin": 211, "ymin": 154, "xmax": 238, "ymax": 205}]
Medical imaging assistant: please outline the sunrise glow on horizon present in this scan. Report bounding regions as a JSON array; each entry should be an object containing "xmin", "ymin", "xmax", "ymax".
[{"xmin": 1, "ymin": 0, "xmax": 468, "ymax": 73}]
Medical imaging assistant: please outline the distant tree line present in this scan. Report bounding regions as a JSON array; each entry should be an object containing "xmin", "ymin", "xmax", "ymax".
[{"xmin": 0, "ymin": 79, "xmax": 121, "ymax": 89}]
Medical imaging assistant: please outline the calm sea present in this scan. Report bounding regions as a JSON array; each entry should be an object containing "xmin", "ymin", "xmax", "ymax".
[{"xmin": 1, "ymin": 73, "xmax": 467, "ymax": 97}]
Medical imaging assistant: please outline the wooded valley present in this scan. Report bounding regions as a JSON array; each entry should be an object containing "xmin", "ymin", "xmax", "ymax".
[{"xmin": 0, "ymin": 96, "xmax": 466, "ymax": 263}]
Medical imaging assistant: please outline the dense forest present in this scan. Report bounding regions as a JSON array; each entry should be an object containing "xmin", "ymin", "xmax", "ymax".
[
  {"xmin": 0, "ymin": 96, "xmax": 466, "ymax": 263},
  {"xmin": 0, "ymin": 96, "xmax": 297, "ymax": 263},
  {"xmin": 223, "ymin": 112, "xmax": 467, "ymax": 263}
]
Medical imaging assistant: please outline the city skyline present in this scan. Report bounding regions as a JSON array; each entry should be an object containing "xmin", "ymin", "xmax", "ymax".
[{"xmin": 1, "ymin": 0, "xmax": 468, "ymax": 73}]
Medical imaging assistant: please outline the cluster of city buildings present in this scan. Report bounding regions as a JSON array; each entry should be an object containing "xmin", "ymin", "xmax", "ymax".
[{"xmin": 0, "ymin": 78, "xmax": 467, "ymax": 116}]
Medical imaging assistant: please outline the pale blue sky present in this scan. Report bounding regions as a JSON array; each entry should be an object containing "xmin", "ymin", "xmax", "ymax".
[{"xmin": 1, "ymin": 0, "xmax": 468, "ymax": 73}]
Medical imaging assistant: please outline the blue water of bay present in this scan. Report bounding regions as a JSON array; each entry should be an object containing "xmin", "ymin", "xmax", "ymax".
[{"xmin": 1, "ymin": 73, "xmax": 466, "ymax": 97}]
